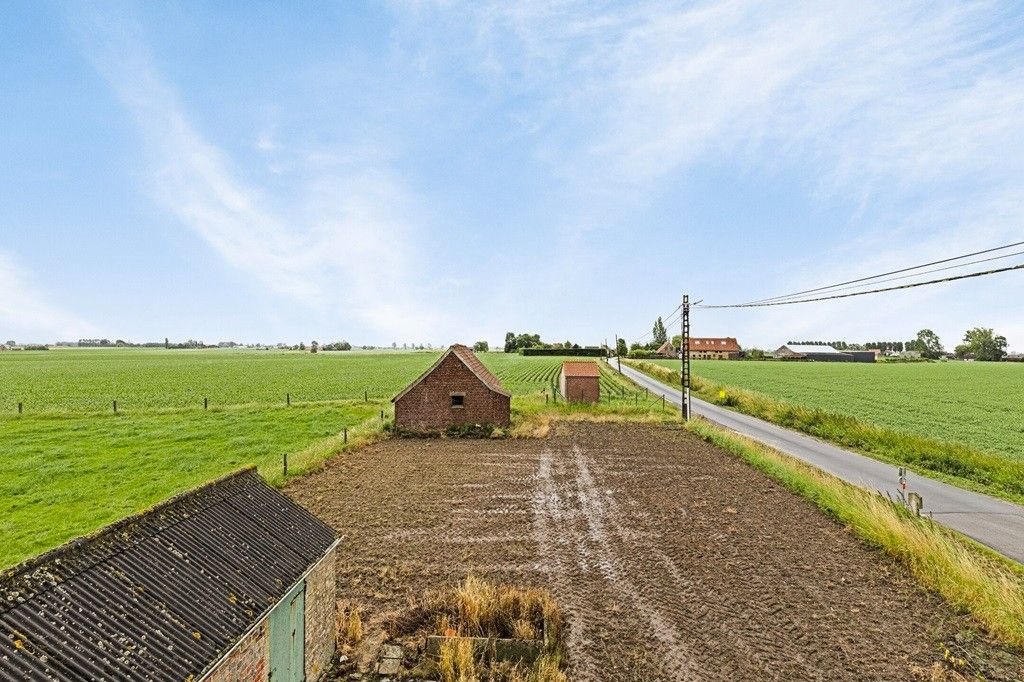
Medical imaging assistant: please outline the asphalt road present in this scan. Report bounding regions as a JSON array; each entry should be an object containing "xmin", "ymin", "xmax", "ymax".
[{"xmin": 612, "ymin": 360, "xmax": 1024, "ymax": 564}]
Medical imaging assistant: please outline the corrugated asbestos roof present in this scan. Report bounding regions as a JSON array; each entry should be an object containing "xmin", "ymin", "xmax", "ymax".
[
  {"xmin": 0, "ymin": 468, "xmax": 337, "ymax": 682},
  {"xmin": 392, "ymin": 345, "xmax": 511, "ymax": 401},
  {"xmin": 561, "ymin": 361, "xmax": 601, "ymax": 377}
]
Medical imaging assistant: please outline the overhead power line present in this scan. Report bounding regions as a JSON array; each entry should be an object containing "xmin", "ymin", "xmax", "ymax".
[
  {"xmin": 749, "ymin": 248, "xmax": 1024, "ymax": 304},
  {"xmin": 739, "ymin": 240, "xmax": 1024, "ymax": 306},
  {"xmin": 696, "ymin": 262, "xmax": 1024, "ymax": 309}
]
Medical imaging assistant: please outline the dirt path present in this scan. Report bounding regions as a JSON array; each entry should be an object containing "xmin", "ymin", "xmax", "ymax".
[{"xmin": 287, "ymin": 422, "xmax": 1023, "ymax": 681}]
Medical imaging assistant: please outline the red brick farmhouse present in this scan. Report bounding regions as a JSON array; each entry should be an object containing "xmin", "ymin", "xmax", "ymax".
[
  {"xmin": 559, "ymin": 360, "xmax": 601, "ymax": 403},
  {"xmin": 392, "ymin": 344, "xmax": 511, "ymax": 432}
]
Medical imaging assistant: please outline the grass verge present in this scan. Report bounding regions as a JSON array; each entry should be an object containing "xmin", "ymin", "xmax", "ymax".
[
  {"xmin": 625, "ymin": 360, "xmax": 1024, "ymax": 506},
  {"xmin": 684, "ymin": 416, "xmax": 1024, "ymax": 648}
]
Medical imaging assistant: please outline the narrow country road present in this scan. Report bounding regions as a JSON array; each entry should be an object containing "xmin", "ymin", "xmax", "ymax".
[{"xmin": 611, "ymin": 360, "xmax": 1024, "ymax": 564}]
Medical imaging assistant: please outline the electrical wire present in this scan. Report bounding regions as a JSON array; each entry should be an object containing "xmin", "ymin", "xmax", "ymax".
[
  {"xmin": 741, "ymin": 248, "xmax": 1024, "ymax": 304},
  {"xmin": 737, "ymin": 240, "xmax": 1024, "ymax": 306},
  {"xmin": 696, "ymin": 262, "xmax": 1024, "ymax": 309}
]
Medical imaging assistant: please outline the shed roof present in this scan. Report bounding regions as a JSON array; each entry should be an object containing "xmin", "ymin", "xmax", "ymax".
[
  {"xmin": 0, "ymin": 468, "xmax": 337, "ymax": 682},
  {"xmin": 392, "ymin": 345, "xmax": 511, "ymax": 401},
  {"xmin": 561, "ymin": 361, "xmax": 601, "ymax": 377}
]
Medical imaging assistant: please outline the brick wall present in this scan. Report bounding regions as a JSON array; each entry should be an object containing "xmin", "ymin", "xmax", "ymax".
[
  {"xmin": 204, "ymin": 620, "xmax": 268, "ymax": 682},
  {"xmin": 304, "ymin": 545, "xmax": 338, "ymax": 681},
  {"xmin": 563, "ymin": 375, "xmax": 600, "ymax": 403},
  {"xmin": 395, "ymin": 353, "xmax": 510, "ymax": 431}
]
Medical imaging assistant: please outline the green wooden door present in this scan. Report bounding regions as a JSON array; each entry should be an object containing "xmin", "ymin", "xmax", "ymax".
[{"xmin": 269, "ymin": 580, "xmax": 305, "ymax": 681}]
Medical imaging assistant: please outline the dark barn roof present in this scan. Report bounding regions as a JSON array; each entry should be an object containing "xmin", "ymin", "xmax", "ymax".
[{"xmin": 0, "ymin": 468, "xmax": 337, "ymax": 682}]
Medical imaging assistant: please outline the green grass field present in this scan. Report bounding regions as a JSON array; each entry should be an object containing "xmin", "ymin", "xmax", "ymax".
[
  {"xmin": 646, "ymin": 359, "xmax": 1024, "ymax": 460},
  {"xmin": 0, "ymin": 349, "xmax": 645, "ymax": 568}
]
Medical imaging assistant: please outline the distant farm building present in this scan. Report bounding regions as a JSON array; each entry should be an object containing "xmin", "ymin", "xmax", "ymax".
[
  {"xmin": 774, "ymin": 344, "xmax": 874, "ymax": 362},
  {"xmin": 655, "ymin": 341, "xmax": 677, "ymax": 358},
  {"xmin": 560, "ymin": 361, "xmax": 601, "ymax": 403},
  {"xmin": 0, "ymin": 468, "xmax": 339, "ymax": 682},
  {"xmin": 688, "ymin": 337, "xmax": 742, "ymax": 360},
  {"xmin": 393, "ymin": 344, "xmax": 511, "ymax": 432}
]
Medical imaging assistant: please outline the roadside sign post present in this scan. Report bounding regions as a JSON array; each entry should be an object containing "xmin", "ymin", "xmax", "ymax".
[{"xmin": 681, "ymin": 294, "xmax": 691, "ymax": 420}]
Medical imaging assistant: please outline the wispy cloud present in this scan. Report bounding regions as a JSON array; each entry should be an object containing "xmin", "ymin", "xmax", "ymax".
[
  {"xmin": 75, "ymin": 8, "xmax": 445, "ymax": 340},
  {"xmin": 0, "ymin": 252, "xmax": 98, "ymax": 341}
]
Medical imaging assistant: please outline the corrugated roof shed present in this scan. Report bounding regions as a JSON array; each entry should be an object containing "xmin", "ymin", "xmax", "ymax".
[
  {"xmin": 0, "ymin": 468, "xmax": 336, "ymax": 682},
  {"xmin": 561, "ymin": 361, "xmax": 601, "ymax": 377},
  {"xmin": 392, "ymin": 345, "xmax": 511, "ymax": 401}
]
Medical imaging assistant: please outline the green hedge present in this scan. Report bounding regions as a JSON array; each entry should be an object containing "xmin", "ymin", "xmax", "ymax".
[{"xmin": 518, "ymin": 348, "xmax": 607, "ymax": 357}]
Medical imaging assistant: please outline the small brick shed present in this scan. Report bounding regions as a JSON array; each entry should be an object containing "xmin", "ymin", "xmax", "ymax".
[
  {"xmin": 559, "ymin": 361, "xmax": 601, "ymax": 403},
  {"xmin": 0, "ymin": 468, "xmax": 340, "ymax": 682},
  {"xmin": 392, "ymin": 344, "xmax": 511, "ymax": 432}
]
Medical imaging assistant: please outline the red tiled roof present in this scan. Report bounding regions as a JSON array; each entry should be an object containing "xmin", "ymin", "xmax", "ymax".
[
  {"xmin": 687, "ymin": 337, "xmax": 741, "ymax": 352},
  {"xmin": 450, "ymin": 345, "xmax": 510, "ymax": 395},
  {"xmin": 392, "ymin": 344, "xmax": 511, "ymax": 401},
  {"xmin": 561, "ymin": 361, "xmax": 601, "ymax": 377}
]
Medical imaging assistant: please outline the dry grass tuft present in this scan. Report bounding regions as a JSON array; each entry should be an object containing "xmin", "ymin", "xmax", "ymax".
[
  {"xmin": 439, "ymin": 637, "xmax": 478, "ymax": 682},
  {"xmin": 345, "ymin": 606, "xmax": 363, "ymax": 644}
]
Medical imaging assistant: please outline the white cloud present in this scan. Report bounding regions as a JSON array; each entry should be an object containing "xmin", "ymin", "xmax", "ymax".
[
  {"xmin": 0, "ymin": 252, "xmax": 98, "ymax": 341},
  {"xmin": 78, "ymin": 10, "xmax": 445, "ymax": 340}
]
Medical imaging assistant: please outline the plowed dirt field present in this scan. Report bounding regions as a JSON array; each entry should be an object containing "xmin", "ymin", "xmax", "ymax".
[{"xmin": 287, "ymin": 422, "xmax": 1023, "ymax": 681}]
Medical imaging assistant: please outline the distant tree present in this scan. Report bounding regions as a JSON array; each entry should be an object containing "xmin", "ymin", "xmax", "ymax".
[
  {"xmin": 392, "ymin": 342, "xmax": 397, "ymax": 349},
  {"xmin": 630, "ymin": 342, "xmax": 643, "ymax": 351},
  {"xmin": 652, "ymin": 317, "xmax": 668, "ymax": 346},
  {"xmin": 962, "ymin": 327, "xmax": 1007, "ymax": 361},
  {"xmin": 954, "ymin": 344, "xmax": 971, "ymax": 359},
  {"xmin": 911, "ymin": 329, "xmax": 943, "ymax": 359},
  {"xmin": 504, "ymin": 332, "xmax": 516, "ymax": 353},
  {"xmin": 615, "ymin": 338, "xmax": 628, "ymax": 357},
  {"xmin": 473, "ymin": 341, "xmax": 489, "ymax": 352},
  {"xmin": 671, "ymin": 334, "xmax": 682, "ymax": 348},
  {"xmin": 745, "ymin": 348, "xmax": 768, "ymax": 360},
  {"xmin": 299, "ymin": 342, "xmax": 306, "ymax": 351},
  {"xmin": 310, "ymin": 341, "xmax": 319, "ymax": 353}
]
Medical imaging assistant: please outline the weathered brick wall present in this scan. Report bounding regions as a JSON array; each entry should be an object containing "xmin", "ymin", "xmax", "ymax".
[
  {"xmin": 564, "ymin": 376, "xmax": 600, "ymax": 403},
  {"xmin": 304, "ymin": 545, "xmax": 338, "ymax": 681},
  {"xmin": 205, "ymin": 620, "xmax": 268, "ymax": 682},
  {"xmin": 395, "ymin": 353, "xmax": 510, "ymax": 431}
]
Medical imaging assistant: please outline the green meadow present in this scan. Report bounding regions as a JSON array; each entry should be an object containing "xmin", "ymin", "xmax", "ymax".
[{"xmin": 0, "ymin": 349, "xmax": 645, "ymax": 568}]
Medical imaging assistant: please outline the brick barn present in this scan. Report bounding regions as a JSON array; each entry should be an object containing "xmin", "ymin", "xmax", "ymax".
[
  {"xmin": 0, "ymin": 468, "xmax": 340, "ymax": 682},
  {"xmin": 392, "ymin": 344, "xmax": 511, "ymax": 432},
  {"xmin": 559, "ymin": 360, "xmax": 601, "ymax": 403}
]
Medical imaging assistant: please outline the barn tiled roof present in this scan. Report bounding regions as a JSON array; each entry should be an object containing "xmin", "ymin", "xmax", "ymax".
[
  {"xmin": 561, "ymin": 361, "xmax": 601, "ymax": 377},
  {"xmin": 688, "ymin": 337, "xmax": 742, "ymax": 352},
  {"xmin": 0, "ymin": 468, "xmax": 337, "ymax": 682},
  {"xmin": 392, "ymin": 345, "xmax": 511, "ymax": 401}
]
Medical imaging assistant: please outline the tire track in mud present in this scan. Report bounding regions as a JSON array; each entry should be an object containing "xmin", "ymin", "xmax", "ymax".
[{"xmin": 532, "ymin": 443, "xmax": 703, "ymax": 681}]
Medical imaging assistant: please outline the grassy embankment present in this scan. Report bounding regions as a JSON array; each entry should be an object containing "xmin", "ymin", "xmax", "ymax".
[{"xmin": 626, "ymin": 359, "xmax": 1024, "ymax": 506}]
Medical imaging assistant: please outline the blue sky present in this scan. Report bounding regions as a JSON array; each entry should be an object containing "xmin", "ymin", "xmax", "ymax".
[{"xmin": 2, "ymin": 1, "xmax": 1023, "ymax": 351}]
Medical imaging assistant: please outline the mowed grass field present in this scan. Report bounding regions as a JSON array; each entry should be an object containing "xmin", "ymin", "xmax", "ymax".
[
  {"xmin": 0, "ymin": 349, "xmax": 638, "ymax": 568},
  {"xmin": 645, "ymin": 359, "xmax": 1024, "ymax": 461}
]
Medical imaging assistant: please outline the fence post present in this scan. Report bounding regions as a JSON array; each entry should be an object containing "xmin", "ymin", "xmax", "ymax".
[
  {"xmin": 344, "ymin": 428, "xmax": 348, "ymax": 444},
  {"xmin": 18, "ymin": 402, "xmax": 23, "ymax": 414},
  {"xmin": 113, "ymin": 400, "xmax": 117, "ymax": 413},
  {"xmin": 204, "ymin": 397, "xmax": 208, "ymax": 410},
  {"xmin": 365, "ymin": 389, "xmax": 368, "ymax": 403},
  {"xmin": 283, "ymin": 452, "xmax": 288, "ymax": 477},
  {"xmin": 380, "ymin": 409, "xmax": 384, "ymax": 420},
  {"xmin": 287, "ymin": 393, "xmax": 290, "ymax": 407}
]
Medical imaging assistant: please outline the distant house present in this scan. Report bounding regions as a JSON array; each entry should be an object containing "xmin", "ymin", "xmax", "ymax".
[
  {"xmin": 688, "ymin": 337, "xmax": 742, "ymax": 360},
  {"xmin": 560, "ymin": 361, "xmax": 601, "ymax": 403},
  {"xmin": 774, "ymin": 344, "xmax": 855, "ymax": 362},
  {"xmin": 0, "ymin": 468, "xmax": 340, "ymax": 681},
  {"xmin": 655, "ymin": 341, "xmax": 677, "ymax": 358},
  {"xmin": 392, "ymin": 344, "xmax": 511, "ymax": 432},
  {"xmin": 1005, "ymin": 353, "xmax": 1024, "ymax": 363}
]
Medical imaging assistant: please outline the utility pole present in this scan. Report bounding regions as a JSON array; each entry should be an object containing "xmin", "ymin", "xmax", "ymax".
[{"xmin": 681, "ymin": 294, "xmax": 691, "ymax": 420}]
